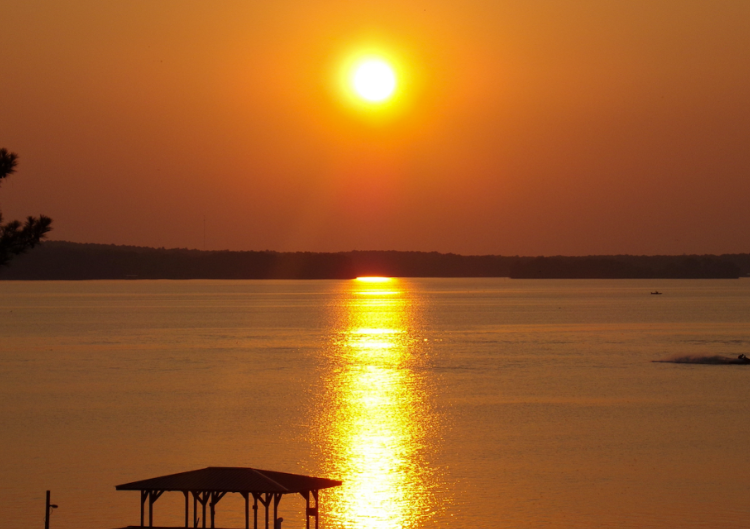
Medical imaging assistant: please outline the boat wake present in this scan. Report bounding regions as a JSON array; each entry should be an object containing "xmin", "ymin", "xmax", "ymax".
[{"xmin": 654, "ymin": 355, "xmax": 750, "ymax": 365}]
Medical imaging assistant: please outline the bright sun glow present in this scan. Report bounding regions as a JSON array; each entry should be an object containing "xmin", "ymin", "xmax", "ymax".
[
  {"xmin": 352, "ymin": 59, "xmax": 397, "ymax": 102},
  {"xmin": 355, "ymin": 277, "xmax": 393, "ymax": 283}
]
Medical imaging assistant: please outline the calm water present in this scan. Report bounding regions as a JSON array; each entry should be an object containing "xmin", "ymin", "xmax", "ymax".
[{"xmin": 2, "ymin": 278, "xmax": 750, "ymax": 529}]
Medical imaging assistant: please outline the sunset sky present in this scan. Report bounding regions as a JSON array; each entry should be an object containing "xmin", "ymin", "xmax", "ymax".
[{"xmin": 2, "ymin": 1, "xmax": 749, "ymax": 256}]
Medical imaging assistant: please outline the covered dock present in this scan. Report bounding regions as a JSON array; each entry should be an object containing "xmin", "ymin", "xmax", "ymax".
[{"xmin": 115, "ymin": 466, "xmax": 342, "ymax": 529}]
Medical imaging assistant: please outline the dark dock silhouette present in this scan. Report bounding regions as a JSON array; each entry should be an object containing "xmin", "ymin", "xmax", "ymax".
[{"xmin": 114, "ymin": 467, "xmax": 342, "ymax": 529}]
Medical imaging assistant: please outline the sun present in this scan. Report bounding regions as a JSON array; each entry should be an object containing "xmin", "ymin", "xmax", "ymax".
[{"xmin": 351, "ymin": 59, "xmax": 397, "ymax": 103}]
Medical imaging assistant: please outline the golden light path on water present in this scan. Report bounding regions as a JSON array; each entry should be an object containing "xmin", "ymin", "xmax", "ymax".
[{"xmin": 315, "ymin": 278, "xmax": 440, "ymax": 529}]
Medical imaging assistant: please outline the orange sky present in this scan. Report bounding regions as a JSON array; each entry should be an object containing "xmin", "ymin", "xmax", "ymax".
[{"xmin": 2, "ymin": 1, "xmax": 749, "ymax": 255}]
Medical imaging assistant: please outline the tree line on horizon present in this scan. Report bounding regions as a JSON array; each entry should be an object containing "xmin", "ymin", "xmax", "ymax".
[{"xmin": 0, "ymin": 240, "xmax": 746, "ymax": 280}]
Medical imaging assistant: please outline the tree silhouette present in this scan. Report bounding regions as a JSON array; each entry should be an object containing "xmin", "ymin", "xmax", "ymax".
[{"xmin": 0, "ymin": 149, "xmax": 52, "ymax": 266}]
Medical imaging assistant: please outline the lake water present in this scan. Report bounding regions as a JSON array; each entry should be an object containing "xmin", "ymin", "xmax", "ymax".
[{"xmin": 2, "ymin": 278, "xmax": 750, "ymax": 529}]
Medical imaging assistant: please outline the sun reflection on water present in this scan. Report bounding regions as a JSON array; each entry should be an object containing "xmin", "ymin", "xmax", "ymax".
[{"xmin": 315, "ymin": 278, "xmax": 440, "ymax": 529}]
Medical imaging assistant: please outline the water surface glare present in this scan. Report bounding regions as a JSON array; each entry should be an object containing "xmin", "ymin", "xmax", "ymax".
[
  {"xmin": 1, "ymin": 278, "xmax": 750, "ymax": 528},
  {"xmin": 314, "ymin": 279, "xmax": 439, "ymax": 529}
]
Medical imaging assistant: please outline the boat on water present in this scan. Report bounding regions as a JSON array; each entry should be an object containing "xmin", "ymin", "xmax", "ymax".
[{"xmin": 651, "ymin": 291, "xmax": 662, "ymax": 295}]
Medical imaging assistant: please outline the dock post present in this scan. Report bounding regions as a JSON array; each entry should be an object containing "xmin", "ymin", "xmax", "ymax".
[
  {"xmin": 44, "ymin": 491, "xmax": 58, "ymax": 529},
  {"xmin": 45, "ymin": 491, "xmax": 50, "ymax": 529}
]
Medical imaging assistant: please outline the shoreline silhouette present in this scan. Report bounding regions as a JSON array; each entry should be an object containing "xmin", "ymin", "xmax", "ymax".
[
  {"xmin": 654, "ymin": 355, "xmax": 750, "ymax": 365},
  {"xmin": 1, "ymin": 240, "xmax": 747, "ymax": 280}
]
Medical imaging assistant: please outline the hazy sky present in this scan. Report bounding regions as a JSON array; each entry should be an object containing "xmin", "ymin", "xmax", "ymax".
[{"xmin": 2, "ymin": 1, "xmax": 749, "ymax": 255}]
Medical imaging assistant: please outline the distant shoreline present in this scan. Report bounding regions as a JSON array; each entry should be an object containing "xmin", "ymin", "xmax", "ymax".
[{"xmin": 1, "ymin": 241, "xmax": 748, "ymax": 280}]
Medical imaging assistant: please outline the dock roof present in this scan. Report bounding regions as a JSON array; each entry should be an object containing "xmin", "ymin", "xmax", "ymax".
[{"xmin": 115, "ymin": 466, "xmax": 341, "ymax": 494}]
